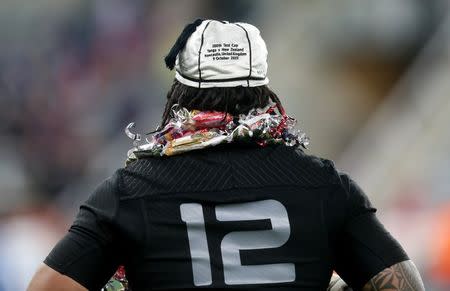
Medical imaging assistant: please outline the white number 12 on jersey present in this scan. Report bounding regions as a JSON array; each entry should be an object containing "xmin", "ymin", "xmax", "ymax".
[{"xmin": 180, "ymin": 199, "xmax": 296, "ymax": 286}]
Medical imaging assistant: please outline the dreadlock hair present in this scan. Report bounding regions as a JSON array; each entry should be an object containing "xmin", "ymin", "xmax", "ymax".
[{"xmin": 159, "ymin": 79, "xmax": 286, "ymax": 128}]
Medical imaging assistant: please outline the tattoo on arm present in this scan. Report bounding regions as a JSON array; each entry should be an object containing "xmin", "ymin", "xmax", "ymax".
[{"xmin": 362, "ymin": 260, "xmax": 425, "ymax": 291}]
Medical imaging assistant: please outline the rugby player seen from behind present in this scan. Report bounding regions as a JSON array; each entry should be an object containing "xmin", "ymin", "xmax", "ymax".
[{"xmin": 28, "ymin": 19, "xmax": 425, "ymax": 291}]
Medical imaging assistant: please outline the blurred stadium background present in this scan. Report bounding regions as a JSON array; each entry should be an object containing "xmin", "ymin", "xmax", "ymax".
[{"xmin": 0, "ymin": 0, "xmax": 449, "ymax": 290}]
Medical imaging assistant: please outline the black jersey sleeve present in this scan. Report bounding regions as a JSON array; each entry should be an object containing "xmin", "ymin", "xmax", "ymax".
[
  {"xmin": 332, "ymin": 173, "xmax": 409, "ymax": 290},
  {"xmin": 44, "ymin": 171, "xmax": 123, "ymax": 290}
]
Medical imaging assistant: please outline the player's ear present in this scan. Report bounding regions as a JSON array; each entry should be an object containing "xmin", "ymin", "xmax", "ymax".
[{"xmin": 164, "ymin": 18, "xmax": 203, "ymax": 70}]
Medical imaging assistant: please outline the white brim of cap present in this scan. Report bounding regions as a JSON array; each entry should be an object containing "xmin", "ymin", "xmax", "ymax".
[{"xmin": 175, "ymin": 71, "xmax": 269, "ymax": 88}]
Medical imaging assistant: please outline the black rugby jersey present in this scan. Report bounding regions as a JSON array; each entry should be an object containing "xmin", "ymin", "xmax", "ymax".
[{"xmin": 44, "ymin": 144, "xmax": 408, "ymax": 290}]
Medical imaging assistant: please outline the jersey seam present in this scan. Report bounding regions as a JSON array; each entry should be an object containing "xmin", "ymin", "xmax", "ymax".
[
  {"xmin": 140, "ymin": 198, "xmax": 150, "ymax": 244},
  {"xmin": 320, "ymin": 190, "xmax": 332, "ymax": 264},
  {"xmin": 113, "ymin": 169, "xmax": 124, "ymax": 223},
  {"xmin": 118, "ymin": 183, "xmax": 332, "ymax": 201},
  {"xmin": 118, "ymin": 168, "xmax": 148, "ymax": 244},
  {"xmin": 334, "ymin": 175, "xmax": 352, "ymax": 224}
]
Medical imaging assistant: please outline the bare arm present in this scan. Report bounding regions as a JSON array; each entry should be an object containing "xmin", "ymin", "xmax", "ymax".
[
  {"xmin": 362, "ymin": 260, "xmax": 425, "ymax": 291},
  {"xmin": 27, "ymin": 264, "xmax": 87, "ymax": 291}
]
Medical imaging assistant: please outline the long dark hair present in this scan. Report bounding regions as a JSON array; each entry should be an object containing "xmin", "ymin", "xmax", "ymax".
[{"xmin": 159, "ymin": 80, "xmax": 286, "ymax": 128}]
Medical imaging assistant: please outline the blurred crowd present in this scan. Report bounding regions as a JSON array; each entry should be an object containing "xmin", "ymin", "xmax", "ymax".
[
  {"xmin": 0, "ymin": 0, "xmax": 449, "ymax": 290},
  {"xmin": 1, "ymin": 0, "xmax": 156, "ymax": 204}
]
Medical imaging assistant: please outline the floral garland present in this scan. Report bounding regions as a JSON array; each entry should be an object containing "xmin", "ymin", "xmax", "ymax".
[{"xmin": 125, "ymin": 103, "xmax": 309, "ymax": 164}]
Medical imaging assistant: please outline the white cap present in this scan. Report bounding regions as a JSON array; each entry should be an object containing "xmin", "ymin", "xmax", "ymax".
[{"xmin": 175, "ymin": 20, "xmax": 269, "ymax": 88}]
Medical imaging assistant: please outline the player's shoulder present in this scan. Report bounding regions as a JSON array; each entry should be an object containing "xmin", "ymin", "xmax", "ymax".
[
  {"xmin": 292, "ymin": 150, "xmax": 368, "ymax": 200},
  {"xmin": 117, "ymin": 157, "xmax": 164, "ymax": 198},
  {"xmin": 291, "ymin": 147, "xmax": 335, "ymax": 170},
  {"xmin": 121, "ymin": 152, "xmax": 186, "ymax": 186},
  {"xmin": 282, "ymin": 146, "xmax": 342, "ymax": 186}
]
